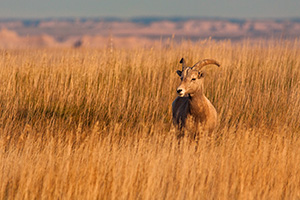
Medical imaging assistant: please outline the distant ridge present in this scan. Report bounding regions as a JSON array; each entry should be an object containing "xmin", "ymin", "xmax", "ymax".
[{"xmin": 0, "ymin": 17, "xmax": 299, "ymax": 48}]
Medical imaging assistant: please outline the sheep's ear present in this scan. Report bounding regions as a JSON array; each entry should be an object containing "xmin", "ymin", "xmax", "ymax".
[
  {"xmin": 198, "ymin": 71, "xmax": 205, "ymax": 79},
  {"xmin": 176, "ymin": 70, "xmax": 182, "ymax": 77},
  {"xmin": 179, "ymin": 58, "xmax": 185, "ymax": 64}
]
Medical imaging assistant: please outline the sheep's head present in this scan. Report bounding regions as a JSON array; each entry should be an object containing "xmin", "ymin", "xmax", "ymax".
[{"xmin": 176, "ymin": 58, "xmax": 220, "ymax": 97}]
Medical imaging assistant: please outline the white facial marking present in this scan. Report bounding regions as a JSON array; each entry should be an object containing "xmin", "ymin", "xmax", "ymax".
[{"xmin": 177, "ymin": 88, "xmax": 186, "ymax": 97}]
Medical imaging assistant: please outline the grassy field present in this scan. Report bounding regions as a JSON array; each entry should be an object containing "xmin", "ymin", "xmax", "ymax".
[{"xmin": 0, "ymin": 39, "xmax": 300, "ymax": 199}]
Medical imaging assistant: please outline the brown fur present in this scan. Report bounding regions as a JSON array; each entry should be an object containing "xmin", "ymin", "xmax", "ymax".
[{"xmin": 172, "ymin": 58, "xmax": 220, "ymax": 137}]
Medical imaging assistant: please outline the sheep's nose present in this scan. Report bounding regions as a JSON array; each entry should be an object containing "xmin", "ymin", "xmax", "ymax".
[{"xmin": 177, "ymin": 89, "xmax": 182, "ymax": 94}]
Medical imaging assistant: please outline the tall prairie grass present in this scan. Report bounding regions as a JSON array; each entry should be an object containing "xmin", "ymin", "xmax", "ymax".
[{"xmin": 0, "ymin": 39, "xmax": 300, "ymax": 199}]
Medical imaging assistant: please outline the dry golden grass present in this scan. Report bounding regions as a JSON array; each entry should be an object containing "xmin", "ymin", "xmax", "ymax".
[{"xmin": 0, "ymin": 39, "xmax": 300, "ymax": 199}]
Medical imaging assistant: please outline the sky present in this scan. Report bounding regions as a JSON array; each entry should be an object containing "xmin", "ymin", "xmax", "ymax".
[{"xmin": 0, "ymin": 0, "xmax": 300, "ymax": 19}]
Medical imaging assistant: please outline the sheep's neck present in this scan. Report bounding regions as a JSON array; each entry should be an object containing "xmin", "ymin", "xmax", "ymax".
[{"xmin": 188, "ymin": 90, "xmax": 208, "ymax": 122}]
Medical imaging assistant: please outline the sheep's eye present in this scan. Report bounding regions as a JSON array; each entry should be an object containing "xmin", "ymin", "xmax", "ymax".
[{"xmin": 191, "ymin": 78, "xmax": 196, "ymax": 81}]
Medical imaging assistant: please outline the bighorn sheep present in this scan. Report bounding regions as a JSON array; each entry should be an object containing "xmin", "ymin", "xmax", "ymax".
[{"xmin": 172, "ymin": 58, "xmax": 220, "ymax": 136}]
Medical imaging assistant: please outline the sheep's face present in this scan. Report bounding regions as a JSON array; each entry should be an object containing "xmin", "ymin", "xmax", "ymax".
[{"xmin": 176, "ymin": 68, "xmax": 205, "ymax": 97}]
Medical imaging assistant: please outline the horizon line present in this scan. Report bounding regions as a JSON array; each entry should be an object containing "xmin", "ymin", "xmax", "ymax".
[{"xmin": 1, "ymin": 15, "xmax": 300, "ymax": 22}]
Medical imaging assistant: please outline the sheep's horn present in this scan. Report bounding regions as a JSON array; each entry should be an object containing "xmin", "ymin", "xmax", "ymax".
[
  {"xmin": 180, "ymin": 58, "xmax": 187, "ymax": 71},
  {"xmin": 192, "ymin": 59, "xmax": 220, "ymax": 70}
]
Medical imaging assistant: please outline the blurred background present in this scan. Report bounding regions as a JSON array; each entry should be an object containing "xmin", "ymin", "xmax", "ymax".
[{"xmin": 0, "ymin": 0, "xmax": 300, "ymax": 48}]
